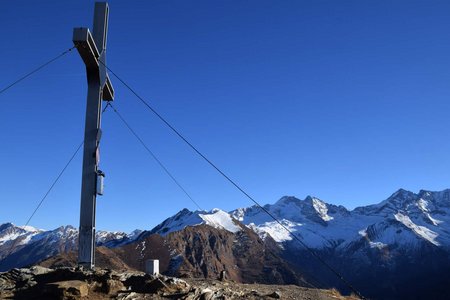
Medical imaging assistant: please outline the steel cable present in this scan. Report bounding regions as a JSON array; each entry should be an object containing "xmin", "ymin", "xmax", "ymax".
[
  {"xmin": 101, "ymin": 62, "xmax": 366, "ymax": 299},
  {"xmin": 0, "ymin": 46, "xmax": 76, "ymax": 96}
]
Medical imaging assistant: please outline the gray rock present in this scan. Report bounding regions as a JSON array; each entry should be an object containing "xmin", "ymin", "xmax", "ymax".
[
  {"xmin": 28, "ymin": 266, "xmax": 53, "ymax": 276},
  {"xmin": 200, "ymin": 288, "xmax": 214, "ymax": 300},
  {"xmin": 267, "ymin": 291, "xmax": 281, "ymax": 298}
]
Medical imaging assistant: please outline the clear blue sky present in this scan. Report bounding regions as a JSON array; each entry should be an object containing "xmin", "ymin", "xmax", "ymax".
[{"xmin": 1, "ymin": 0, "xmax": 449, "ymax": 232}]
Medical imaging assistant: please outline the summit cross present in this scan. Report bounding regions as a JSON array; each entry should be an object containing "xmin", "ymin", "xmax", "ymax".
[{"xmin": 73, "ymin": 2, "xmax": 114, "ymax": 269}]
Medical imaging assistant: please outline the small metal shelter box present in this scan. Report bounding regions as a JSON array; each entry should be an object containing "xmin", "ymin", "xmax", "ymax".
[
  {"xmin": 96, "ymin": 171, "xmax": 105, "ymax": 195},
  {"xmin": 145, "ymin": 259, "xmax": 159, "ymax": 275}
]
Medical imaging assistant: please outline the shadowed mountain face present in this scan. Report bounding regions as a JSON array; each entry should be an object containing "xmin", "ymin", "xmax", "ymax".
[
  {"xmin": 2, "ymin": 188, "xmax": 450, "ymax": 299},
  {"xmin": 114, "ymin": 224, "xmax": 307, "ymax": 286}
]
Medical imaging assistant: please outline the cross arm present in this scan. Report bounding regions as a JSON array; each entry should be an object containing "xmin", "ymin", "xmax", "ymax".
[
  {"xmin": 73, "ymin": 27, "xmax": 114, "ymax": 101},
  {"xmin": 73, "ymin": 28, "xmax": 100, "ymax": 70}
]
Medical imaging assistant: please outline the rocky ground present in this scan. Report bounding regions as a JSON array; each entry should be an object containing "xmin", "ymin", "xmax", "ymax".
[{"xmin": 0, "ymin": 266, "xmax": 356, "ymax": 300}]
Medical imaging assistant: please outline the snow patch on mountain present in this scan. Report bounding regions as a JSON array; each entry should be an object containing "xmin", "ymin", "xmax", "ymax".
[
  {"xmin": 394, "ymin": 212, "xmax": 440, "ymax": 246},
  {"xmin": 0, "ymin": 231, "xmax": 23, "ymax": 245},
  {"xmin": 200, "ymin": 209, "xmax": 241, "ymax": 233},
  {"xmin": 248, "ymin": 220, "xmax": 300, "ymax": 242},
  {"xmin": 369, "ymin": 241, "xmax": 388, "ymax": 250},
  {"xmin": 96, "ymin": 231, "xmax": 127, "ymax": 244},
  {"xmin": 358, "ymin": 228, "xmax": 388, "ymax": 250},
  {"xmin": 312, "ymin": 198, "xmax": 334, "ymax": 221},
  {"xmin": 0, "ymin": 223, "xmax": 44, "ymax": 246},
  {"xmin": 149, "ymin": 209, "xmax": 203, "ymax": 236},
  {"xmin": 150, "ymin": 208, "xmax": 242, "ymax": 236},
  {"xmin": 18, "ymin": 225, "xmax": 41, "ymax": 232},
  {"xmin": 415, "ymin": 198, "xmax": 443, "ymax": 226},
  {"xmin": 426, "ymin": 213, "xmax": 442, "ymax": 226},
  {"xmin": 417, "ymin": 198, "xmax": 429, "ymax": 212},
  {"xmin": 230, "ymin": 208, "xmax": 246, "ymax": 222}
]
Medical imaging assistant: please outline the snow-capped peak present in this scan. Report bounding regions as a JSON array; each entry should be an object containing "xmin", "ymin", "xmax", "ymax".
[
  {"xmin": 150, "ymin": 208, "xmax": 242, "ymax": 236},
  {"xmin": 200, "ymin": 209, "xmax": 241, "ymax": 233},
  {"xmin": 229, "ymin": 189, "xmax": 450, "ymax": 249},
  {"xmin": 18, "ymin": 225, "xmax": 41, "ymax": 232},
  {"xmin": 311, "ymin": 198, "xmax": 334, "ymax": 221},
  {"xmin": 0, "ymin": 223, "xmax": 44, "ymax": 246},
  {"xmin": 275, "ymin": 196, "xmax": 302, "ymax": 206},
  {"xmin": 2, "ymin": 188, "xmax": 450, "ymax": 271}
]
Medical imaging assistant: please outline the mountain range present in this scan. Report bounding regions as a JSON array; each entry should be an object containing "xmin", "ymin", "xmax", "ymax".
[{"xmin": 1, "ymin": 188, "xmax": 450, "ymax": 299}]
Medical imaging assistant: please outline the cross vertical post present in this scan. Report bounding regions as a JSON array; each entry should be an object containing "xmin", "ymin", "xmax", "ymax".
[{"xmin": 73, "ymin": 2, "xmax": 114, "ymax": 269}]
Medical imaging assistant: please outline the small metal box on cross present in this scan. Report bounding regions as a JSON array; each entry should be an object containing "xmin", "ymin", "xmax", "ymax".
[{"xmin": 73, "ymin": 2, "xmax": 114, "ymax": 269}]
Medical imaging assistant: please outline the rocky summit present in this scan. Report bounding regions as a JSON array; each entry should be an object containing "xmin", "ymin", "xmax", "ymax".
[{"xmin": 0, "ymin": 266, "xmax": 354, "ymax": 300}]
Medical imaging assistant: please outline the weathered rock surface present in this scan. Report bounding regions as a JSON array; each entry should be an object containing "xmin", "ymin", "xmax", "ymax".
[{"xmin": 0, "ymin": 267, "xmax": 355, "ymax": 300}]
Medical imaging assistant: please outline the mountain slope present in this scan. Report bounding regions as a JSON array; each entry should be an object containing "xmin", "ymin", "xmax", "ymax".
[
  {"xmin": 2, "ymin": 188, "xmax": 450, "ymax": 299},
  {"xmin": 0, "ymin": 224, "xmax": 140, "ymax": 272},
  {"xmin": 115, "ymin": 224, "xmax": 307, "ymax": 286},
  {"xmin": 230, "ymin": 189, "xmax": 450, "ymax": 250},
  {"xmin": 229, "ymin": 189, "xmax": 450, "ymax": 299}
]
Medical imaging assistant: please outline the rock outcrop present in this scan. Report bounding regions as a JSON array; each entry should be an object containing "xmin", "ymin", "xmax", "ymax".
[{"xmin": 0, "ymin": 266, "xmax": 354, "ymax": 300}]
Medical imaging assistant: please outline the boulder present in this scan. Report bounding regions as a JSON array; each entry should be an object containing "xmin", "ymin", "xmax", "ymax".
[{"xmin": 44, "ymin": 280, "xmax": 89, "ymax": 299}]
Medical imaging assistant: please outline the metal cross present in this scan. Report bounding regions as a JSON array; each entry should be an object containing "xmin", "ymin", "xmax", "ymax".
[{"xmin": 73, "ymin": 2, "xmax": 114, "ymax": 269}]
